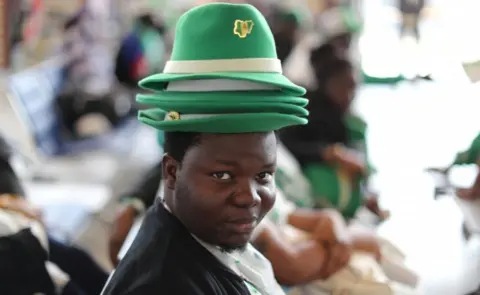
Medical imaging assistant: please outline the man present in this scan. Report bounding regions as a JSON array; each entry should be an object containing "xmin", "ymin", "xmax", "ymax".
[{"xmin": 101, "ymin": 3, "xmax": 316, "ymax": 294}]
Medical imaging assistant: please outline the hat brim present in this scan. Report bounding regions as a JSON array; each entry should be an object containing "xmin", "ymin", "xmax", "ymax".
[
  {"xmin": 136, "ymin": 100, "xmax": 308, "ymax": 117},
  {"xmin": 138, "ymin": 110, "xmax": 307, "ymax": 133},
  {"xmin": 137, "ymin": 91, "xmax": 308, "ymax": 106},
  {"xmin": 139, "ymin": 72, "xmax": 306, "ymax": 96}
]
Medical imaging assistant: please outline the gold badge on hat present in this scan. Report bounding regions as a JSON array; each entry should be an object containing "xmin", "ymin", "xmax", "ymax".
[
  {"xmin": 233, "ymin": 20, "xmax": 254, "ymax": 38},
  {"xmin": 167, "ymin": 111, "xmax": 180, "ymax": 121}
]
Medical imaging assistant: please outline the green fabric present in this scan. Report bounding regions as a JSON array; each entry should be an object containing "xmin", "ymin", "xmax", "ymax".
[
  {"xmin": 340, "ymin": 6, "xmax": 362, "ymax": 33},
  {"xmin": 453, "ymin": 133, "xmax": 480, "ymax": 165},
  {"xmin": 139, "ymin": 109, "xmax": 306, "ymax": 133},
  {"xmin": 275, "ymin": 145, "xmax": 315, "ymax": 208},
  {"xmin": 136, "ymin": 92, "xmax": 308, "ymax": 111},
  {"xmin": 157, "ymin": 131, "xmax": 165, "ymax": 147},
  {"xmin": 136, "ymin": 3, "xmax": 308, "ymax": 134},
  {"xmin": 361, "ymin": 70, "xmax": 405, "ymax": 85},
  {"xmin": 302, "ymin": 114, "xmax": 370, "ymax": 218},
  {"xmin": 138, "ymin": 28, "xmax": 165, "ymax": 74}
]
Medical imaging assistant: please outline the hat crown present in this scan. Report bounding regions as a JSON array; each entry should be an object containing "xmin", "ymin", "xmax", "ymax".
[{"xmin": 171, "ymin": 3, "xmax": 278, "ymax": 61}]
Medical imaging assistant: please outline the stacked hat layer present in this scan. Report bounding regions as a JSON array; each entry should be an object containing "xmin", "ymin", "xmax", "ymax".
[{"xmin": 136, "ymin": 3, "xmax": 309, "ymax": 133}]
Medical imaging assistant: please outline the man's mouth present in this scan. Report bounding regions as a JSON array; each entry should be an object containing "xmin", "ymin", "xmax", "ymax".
[{"xmin": 226, "ymin": 218, "xmax": 258, "ymax": 234}]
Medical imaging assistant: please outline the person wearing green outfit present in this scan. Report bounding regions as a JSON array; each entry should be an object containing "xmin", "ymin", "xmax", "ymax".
[
  {"xmin": 430, "ymin": 133, "xmax": 480, "ymax": 201},
  {"xmin": 280, "ymin": 45, "xmax": 388, "ymax": 220},
  {"xmin": 102, "ymin": 3, "xmax": 310, "ymax": 295}
]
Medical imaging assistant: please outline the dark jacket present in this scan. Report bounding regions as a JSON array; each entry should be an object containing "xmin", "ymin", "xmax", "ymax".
[{"xmin": 102, "ymin": 203, "xmax": 250, "ymax": 295}]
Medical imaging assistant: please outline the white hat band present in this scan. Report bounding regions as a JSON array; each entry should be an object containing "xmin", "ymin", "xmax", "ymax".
[{"xmin": 163, "ymin": 58, "xmax": 282, "ymax": 74}]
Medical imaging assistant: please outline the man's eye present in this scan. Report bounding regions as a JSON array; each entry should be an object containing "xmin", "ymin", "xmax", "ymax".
[
  {"xmin": 256, "ymin": 172, "xmax": 273, "ymax": 182},
  {"xmin": 212, "ymin": 172, "xmax": 232, "ymax": 180}
]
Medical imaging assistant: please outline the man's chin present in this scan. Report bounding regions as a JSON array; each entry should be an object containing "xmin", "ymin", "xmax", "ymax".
[
  {"xmin": 217, "ymin": 234, "xmax": 252, "ymax": 253},
  {"xmin": 219, "ymin": 243, "xmax": 248, "ymax": 253}
]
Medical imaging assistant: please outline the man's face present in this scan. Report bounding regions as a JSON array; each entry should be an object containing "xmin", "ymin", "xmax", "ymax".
[
  {"xmin": 326, "ymin": 67, "xmax": 356, "ymax": 111},
  {"xmin": 330, "ymin": 34, "xmax": 352, "ymax": 56},
  {"xmin": 164, "ymin": 132, "xmax": 277, "ymax": 251}
]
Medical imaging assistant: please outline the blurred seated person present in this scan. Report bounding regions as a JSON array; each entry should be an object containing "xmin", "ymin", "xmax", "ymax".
[
  {"xmin": 115, "ymin": 13, "xmax": 166, "ymax": 88},
  {"xmin": 270, "ymin": 8, "xmax": 302, "ymax": 63},
  {"xmin": 280, "ymin": 46, "xmax": 388, "ymax": 220},
  {"xmin": 58, "ymin": 8, "xmax": 134, "ymax": 138},
  {"xmin": 398, "ymin": 0, "xmax": 425, "ymax": 41},
  {"xmin": 251, "ymin": 189, "xmax": 419, "ymax": 294},
  {"xmin": 0, "ymin": 136, "xmax": 109, "ymax": 294},
  {"xmin": 430, "ymin": 133, "xmax": 480, "ymax": 201}
]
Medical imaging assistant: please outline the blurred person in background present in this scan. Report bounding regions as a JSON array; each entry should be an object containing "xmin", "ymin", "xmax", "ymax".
[
  {"xmin": 429, "ymin": 133, "xmax": 480, "ymax": 201},
  {"xmin": 115, "ymin": 13, "xmax": 167, "ymax": 89},
  {"xmin": 270, "ymin": 8, "xmax": 302, "ymax": 63},
  {"xmin": 0, "ymin": 135, "xmax": 109, "ymax": 294},
  {"xmin": 280, "ymin": 45, "xmax": 388, "ymax": 221},
  {"xmin": 56, "ymin": 5, "xmax": 133, "ymax": 138},
  {"xmin": 398, "ymin": 0, "xmax": 425, "ymax": 42}
]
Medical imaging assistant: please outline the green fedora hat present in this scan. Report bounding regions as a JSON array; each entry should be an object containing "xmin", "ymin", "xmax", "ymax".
[{"xmin": 139, "ymin": 3, "xmax": 305, "ymax": 96}]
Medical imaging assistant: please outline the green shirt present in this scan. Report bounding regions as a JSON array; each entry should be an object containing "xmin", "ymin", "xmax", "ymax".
[
  {"xmin": 453, "ymin": 133, "xmax": 480, "ymax": 165},
  {"xmin": 275, "ymin": 143, "xmax": 314, "ymax": 209},
  {"xmin": 303, "ymin": 114, "xmax": 372, "ymax": 218}
]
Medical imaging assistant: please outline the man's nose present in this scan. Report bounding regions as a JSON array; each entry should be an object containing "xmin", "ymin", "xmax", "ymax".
[{"xmin": 231, "ymin": 180, "xmax": 261, "ymax": 208}]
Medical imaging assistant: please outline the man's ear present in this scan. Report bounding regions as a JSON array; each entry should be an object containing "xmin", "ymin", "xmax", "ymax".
[{"xmin": 162, "ymin": 154, "xmax": 178, "ymax": 190}]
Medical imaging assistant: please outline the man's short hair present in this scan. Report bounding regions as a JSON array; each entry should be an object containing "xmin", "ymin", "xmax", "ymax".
[{"xmin": 163, "ymin": 132, "xmax": 202, "ymax": 164}]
